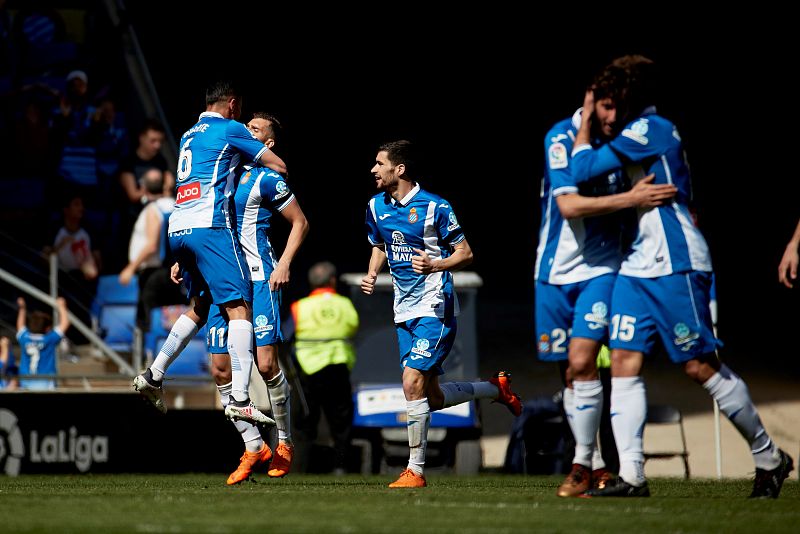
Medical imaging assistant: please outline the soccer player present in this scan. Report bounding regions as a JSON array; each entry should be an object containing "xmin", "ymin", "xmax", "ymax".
[
  {"xmin": 16, "ymin": 297, "xmax": 70, "ymax": 390},
  {"xmin": 572, "ymin": 55, "xmax": 793, "ymax": 498},
  {"xmin": 361, "ymin": 140, "xmax": 522, "ymax": 488},
  {"xmin": 133, "ymin": 81, "xmax": 288, "ymax": 426},
  {"xmin": 537, "ymin": 93, "xmax": 678, "ymax": 497},
  {"xmin": 205, "ymin": 112, "xmax": 309, "ymax": 484}
]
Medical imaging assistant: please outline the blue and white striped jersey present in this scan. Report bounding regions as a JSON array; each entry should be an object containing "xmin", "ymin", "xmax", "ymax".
[
  {"xmin": 571, "ymin": 107, "xmax": 711, "ymax": 277},
  {"xmin": 169, "ymin": 112, "xmax": 269, "ymax": 233},
  {"xmin": 365, "ymin": 184, "xmax": 465, "ymax": 323},
  {"xmin": 232, "ymin": 165, "xmax": 295, "ymax": 282},
  {"xmin": 535, "ymin": 109, "xmax": 627, "ymax": 285}
]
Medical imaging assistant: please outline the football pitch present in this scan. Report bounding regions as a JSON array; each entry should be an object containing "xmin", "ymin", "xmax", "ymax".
[{"xmin": 0, "ymin": 474, "xmax": 796, "ymax": 533}]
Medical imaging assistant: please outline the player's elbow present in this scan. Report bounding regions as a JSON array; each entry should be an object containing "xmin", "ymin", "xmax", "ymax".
[
  {"xmin": 555, "ymin": 197, "xmax": 581, "ymax": 220},
  {"xmin": 558, "ymin": 206, "xmax": 581, "ymax": 220}
]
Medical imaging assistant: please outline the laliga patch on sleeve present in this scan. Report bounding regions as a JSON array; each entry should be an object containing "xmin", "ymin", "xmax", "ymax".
[
  {"xmin": 548, "ymin": 142, "xmax": 568, "ymax": 169},
  {"xmin": 621, "ymin": 119, "xmax": 650, "ymax": 145}
]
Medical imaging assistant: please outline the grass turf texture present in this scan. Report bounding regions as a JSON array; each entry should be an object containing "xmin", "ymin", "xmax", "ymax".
[{"xmin": 0, "ymin": 474, "xmax": 797, "ymax": 533}]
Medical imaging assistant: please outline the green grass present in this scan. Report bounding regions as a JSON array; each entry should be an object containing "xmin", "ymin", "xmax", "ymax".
[{"xmin": 0, "ymin": 474, "xmax": 797, "ymax": 533}]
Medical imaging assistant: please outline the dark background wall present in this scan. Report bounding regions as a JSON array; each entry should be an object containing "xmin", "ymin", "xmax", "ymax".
[{"xmin": 121, "ymin": 5, "xmax": 799, "ymax": 373}]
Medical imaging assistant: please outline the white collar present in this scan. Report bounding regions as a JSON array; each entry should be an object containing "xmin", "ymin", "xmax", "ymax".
[
  {"xmin": 199, "ymin": 111, "xmax": 224, "ymax": 120},
  {"xmin": 391, "ymin": 183, "xmax": 420, "ymax": 206}
]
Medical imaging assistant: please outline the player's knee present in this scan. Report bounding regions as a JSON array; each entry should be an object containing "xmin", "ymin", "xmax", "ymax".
[
  {"xmin": 684, "ymin": 354, "xmax": 718, "ymax": 383},
  {"xmin": 402, "ymin": 374, "xmax": 425, "ymax": 400}
]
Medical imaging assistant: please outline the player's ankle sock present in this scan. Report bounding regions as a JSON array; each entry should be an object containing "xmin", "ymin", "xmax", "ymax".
[
  {"xmin": 267, "ymin": 370, "xmax": 292, "ymax": 444},
  {"xmin": 218, "ymin": 381, "xmax": 262, "ymax": 451},
  {"xmin": 151, "ymin": 314, "xmax": 199, "ymax": 381},
  {"xmin": 591, "ymin": 437, "xmax": 606, "ymax": 471},
  {"xmin": 562, "ymin": 387, "xmax": 588, "ymax": 467},
  {"xmin": 703, "ymin": 364, "xmax": 780, "ymax": 470},
  {"xmin": 611, "ymin": 376, "xmax": 647, "ymax": 486},
  {"xmin": 572, "ymin": 380, "xmax": 603, "ymax": 467},
  {"xmin": 439, "ymin": 381, "xmax": 499, "ymax": 409},
  {"xmin": 406, "ymin": 398, "xmax": 430, "ymax": 475},
  {"xmin": 227, "ymin": 319, "xmax": 254, "ymax": 403}
]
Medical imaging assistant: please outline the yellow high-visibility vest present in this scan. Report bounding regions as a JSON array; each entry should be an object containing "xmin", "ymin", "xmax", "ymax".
[{"xmin": 291, "ymin": 288, "xmax": 359, "ymax": 376}]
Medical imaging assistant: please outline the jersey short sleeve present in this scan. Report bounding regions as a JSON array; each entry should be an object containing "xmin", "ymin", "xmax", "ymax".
[
  {"xmin": 225, "ymin": 121, "xmax": 269, "ymax": 163},
  {"xmin": 609, "ymin": 117, "xmax": 664, "ymax": 161},
  {"xmin": 261, "ymin": 170, "xmax": 295, "ymax": 211},
  {"xmin": 365, "ymin": 198, "xmax": 383, "ymax": 246},
  {"xmin": 16, "ymin": 328, "xmax": 29, "ymax": 344},
  {"xmin": 545, "ymin": 133, "xmax": 577, "ymax": 196},
  {"xmin": 436, "ymin": 201, "xmax": 465, "ymax": 246}
]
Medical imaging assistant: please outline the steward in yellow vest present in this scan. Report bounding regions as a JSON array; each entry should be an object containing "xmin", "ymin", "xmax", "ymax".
[{"xmin": 291, "ymin": 288, "xmax": 359, "ymax": 376}]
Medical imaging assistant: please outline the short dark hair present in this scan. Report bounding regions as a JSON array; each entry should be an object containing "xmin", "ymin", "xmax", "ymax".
[
  {"xmin": 593, "ymin": 55, "xmax": 658, "ymax": 127},
  {"xmin": 251, "ymin": 112, "xmax": 282, "ymax": 141},
  {"xmin": 27, "ymin": 310, "xmax": 52, "ymax": 334},
  {"xmin": 206, "ymin": 80, "xmax": 239, "ymax": 107},
  {"xmin": 379, "ymin": 140, "xmax": 419, "ymax": 180},
  {"xmin": 138, "ymin": 118, "xmax": 165, "ymax": 137}
]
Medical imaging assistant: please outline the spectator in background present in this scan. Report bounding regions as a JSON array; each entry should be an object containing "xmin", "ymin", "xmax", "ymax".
[
  {"xmin": 291, "ymin": 261, "xmax": 359, "ymax": 475},
  {"xmin": 94, "ymin": 94, "xmax": 128, "ymax": 193},
  {"xmin": 0, "ymin": 335, "xmax": 19, "ymax": 390},
  {"xmin": 119, "ymin": 167, "xmax": 183, "ymax": 332},
  {"xmin": 51, "ymin": 192, "xmax": 99, "ymax": 281},
  {"xmin": 10, "ymin": 0, "xmax": 74, "ymax": 77},
  {"xmin": 47, "ymin": 192, "xmax": 99, "ymax": 343},
  {"xmin": 13, "ymin": 90, "xmax": 56, "ymax": 177},
  {"xmin": 778, "ymin": 217, "xmax": 800, "ymax": 288},
  {"xmin": 16, "ymin": 296, "xmax": 69, "ymax": 390},
  {"xmin": 52, "ymin": 69, "xmax": 98, "ymax": 191},
  {"xmin": 119, "ymin": 119, "xmax": 175, "ymax": 203},
  {"xmin": 115, "ymin": 119, "xmax": 174, "ymax": 272}
]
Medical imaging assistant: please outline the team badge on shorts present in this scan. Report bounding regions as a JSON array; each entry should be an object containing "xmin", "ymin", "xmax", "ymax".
[
  {"xmin": 673, "ymin": 322, "xmax": 699, "ymax": 352},
  {"xmin": 538, "ymin": 333, "xmax": 551, "ymax": 353},
  {"xmin": 584, "ymin": 301, "xmax": 609, "ymax": 330},
  {"xmin": 254, "ymin": 314, "xmax": 273, "ymax": 339},
  {"xmin": 408, "ymin": 207, "xmax": 418, "ymax": 223},
  {"xmin": 411, "ymin": 338, "xmax": 431, "ymax": 358}
]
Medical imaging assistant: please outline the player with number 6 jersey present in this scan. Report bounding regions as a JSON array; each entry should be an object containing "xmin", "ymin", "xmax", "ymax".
[{"xmin": 133, "ymin": 81, "xmax": 287, "ymax": 427}]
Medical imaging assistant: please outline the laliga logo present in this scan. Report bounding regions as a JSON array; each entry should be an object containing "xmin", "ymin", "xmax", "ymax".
[
  {"xmin": 0, "ymin": 409, "xmax": 25, "ymax": 476},
  {"xmin": 0, "ymin": 408, "xmax": 108, "ymax": 476}
]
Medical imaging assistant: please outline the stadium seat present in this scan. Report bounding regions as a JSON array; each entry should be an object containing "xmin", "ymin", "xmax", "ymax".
[
  {"xmin": 91, "ymin": 275, "xmax": 139, "ymax": 352},
  {"xmin": 644, "ymin": 404, "xmax": 690, "ymax": 479}
]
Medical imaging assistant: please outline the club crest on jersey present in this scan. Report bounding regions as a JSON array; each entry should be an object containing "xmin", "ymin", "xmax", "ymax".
[
  {"xmin": 392, "ymin": 231, "xmax": 406, "ymax": 245},
  {"xmin": 240, "ymin": 171, "xmax": 251, "ymax": 185},
  {"xmin": 538, "ymin": 333, "xmax": 551, "ymax": 353},
  {"xmin": 411, "ymin": 338, "xmax": 432, "ymax": 358},
  {"xmin": 176, "ymin": 182, "xmax": 201, "ymax": 204},
  {"xmin": 585, "ymin": 302, "xmax": 609, "ymax": 330},
  {"xmin": 408, "ymin": 207, "xmax": 419, "ymax": 223},
  {"xmin": 673, "ymin": 322, "xmax": 699, "ymax": 351},
  {"xmin": 622, "ymin": 119, "xmax": 650, "ymax": 145},
  {"xmin": 548, "ymin": 142, "xmax": 568, "ymax": 169},
  {"xmin": 447, "ymin": 211, "xmax": 460, "ymax": 231}
]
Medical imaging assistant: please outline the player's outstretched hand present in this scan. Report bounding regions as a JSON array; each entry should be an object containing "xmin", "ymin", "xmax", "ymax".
[
  {"xmin": 270, "ymin": 263, "xmax": 290, "ymax": 291},
  {"xmin": 629, "ymin": 174, "xmax": 678, "ymax": 208}
]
